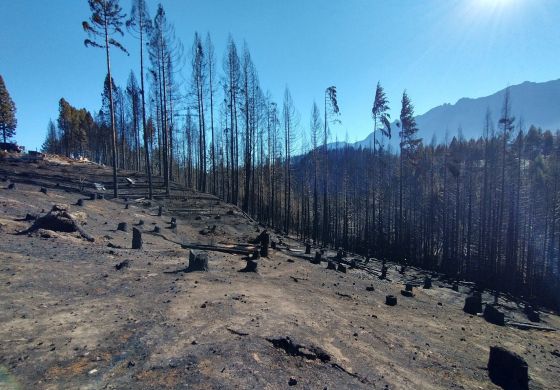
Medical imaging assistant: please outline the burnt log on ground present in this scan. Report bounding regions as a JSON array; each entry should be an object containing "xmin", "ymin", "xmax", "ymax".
[
  {"xmin": 16, "ymin": 204, "xmax": 94, "ymax": 242},
  {"xmin": 488, "ymin": 346, "xmax": 529, "ymax": 390}
]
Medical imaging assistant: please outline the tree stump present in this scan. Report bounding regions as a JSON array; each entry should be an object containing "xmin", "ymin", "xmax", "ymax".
[
  {"xmin": 405, "ymin": 283, "xmax": 414, "ymax": 292},
  {"xmin": 305, "ymin": 243, "xmax": 311, "ymax": 254},
  {"xmin": 40, "ymin": 187, "xmax": 47, "ymax": 194},
  {"xmin": 188, "ymin": 250, "xmax": 209, "ymax": 272},
  {"xmin": 423, "ymin": 277, "xmax": 432, "ymax": 289},
  {"xmin": 336, "ymin": 248, "xmax": 344, "ymax": 260},
  {"xmin": 240, "ymin": 259, "xmax": 258, "ymax": 273},
  {"xmin": 16, "ymin": 204, "xmax": 94, "ymax": 242},
  {"xmin": 8, "ymin": 183, "xmax": 15, "ymax": 190},
  {"xmin": 96, "ymin": 193, "xmax": 104, "ymax": 200},
  {"xmin": 132, "ymin": 227, "xmax": 143, "ymax": 250},
  {"xmin": 452, "ymin": 283, "xmax": 459, "ymax": 292},
  {"xmin": 337, "ymin": 264, "xmax": 347, "ymax": 273},
  {"xmin": 117, "ymin": 222, "xmax": 128, "ymax": 232},
  {"xmin": 271, "ymin": 240, "xmax": 277, "ymax": 249},
  {"xmin": 484, "ymin": 304, "xmax": 505, "ymax": 326},
  {"xmin": 153, "ymin": 226, "xmax": 161, "ymax": 234},
  {"xmin": 380, "ymin": 265, "xmax": 388, "ymax": 279},
  {"xmin": 488, "ymin": 346, "xmax": 529, "ymax": 390},
  {"xmin": 366, "ymin": 285, "xmax": 375, "ymax": 292},
  {"xmin": 252, "ymin": 249, "xmax": 260, "ymax": 260},
  {"xmin": 385, "ymin": 295, "xmax": 397, "ymax": 306},
  {"xmin": 524, "ymin": 305, "xmax": 540, "ymax": 323},
  {"xmin": 125, "ymin": 203, "xmax": 129, "ymax": 210},
  {"xmin": 327, "ymin": 261, "xmax": 337, "ymax": 270},
  {"xmin": 89, "ymin": 193, "xmax": 96, "ymax": 201},
  {"xmin": 312, "ymin": 251, "xmax": 322, "ymax": 264},
  {"xmin": 463, "ymin": 294, "xmax": 482, "ymax": 315},
  {"xmin": 137, "ymin": 220, "xmax": 144, "ymax": 226},
  {"xmin": 259, "ymin": 232, "xmax": 270, "ymax": 257},
  {"xmin": 158, "ymin": 206, "xmax": 163, "ymax": 216},
  {"xmin": 76, "ymin": 199, "xmax": 84, "ymax": 207},
  {"xmin": 401, "ymin": 289, "xmax": 414, "ymax": 297}
]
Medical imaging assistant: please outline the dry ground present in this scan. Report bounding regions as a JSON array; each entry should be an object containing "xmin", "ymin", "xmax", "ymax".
[{"xmin": 0, "ymin": 155, "xmax": 559, "ymax": 389}]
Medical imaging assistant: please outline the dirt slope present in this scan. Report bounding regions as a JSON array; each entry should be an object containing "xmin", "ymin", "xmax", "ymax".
[{"xmin": 0, "ymin": 155, "xmax": 559, "ymax": 389}]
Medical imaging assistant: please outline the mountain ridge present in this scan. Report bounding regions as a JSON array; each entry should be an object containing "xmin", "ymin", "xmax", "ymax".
[{"xmin": 339, "ymin": 78, "xmax": 560, "ymax": 151}]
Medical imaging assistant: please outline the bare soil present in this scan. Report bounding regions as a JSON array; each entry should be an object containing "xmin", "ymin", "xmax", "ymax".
[{"xmin": 0, "ymin": 155, "xmax": 559, "ymax": 389}]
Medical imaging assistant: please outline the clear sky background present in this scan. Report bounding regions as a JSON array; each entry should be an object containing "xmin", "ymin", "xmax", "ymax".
[{"xmin": 1, "ymin": 0, "xmax": 559, "ymax": 151}]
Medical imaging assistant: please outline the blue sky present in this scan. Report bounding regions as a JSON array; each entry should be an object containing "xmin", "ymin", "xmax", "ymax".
[{"xmin": 1, "ymin": 0, "xmax": 559, "ymax": 151}]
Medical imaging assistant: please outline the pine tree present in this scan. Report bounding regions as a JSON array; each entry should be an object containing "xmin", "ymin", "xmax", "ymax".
[
  {"xmin": 126, "ymin": 0, "xmax": 153, "ymax": 198},
  {"xmin": 0, "ymin": 75, "xmax": 17, "ymax": 144},
  {"xmin": 83, "ymin": 0, "xmax": 128, "ymax": 198}
]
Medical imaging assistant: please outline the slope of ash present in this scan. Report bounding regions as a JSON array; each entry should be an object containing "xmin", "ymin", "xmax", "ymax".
[{"xmin": 1, "ymin": 154, "xmax": 559, "ymax": 389}]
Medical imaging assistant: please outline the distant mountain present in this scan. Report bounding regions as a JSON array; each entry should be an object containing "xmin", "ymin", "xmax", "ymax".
[{"xmin": 343, "ymin": 79, "xmax": 560, "ymax": 150}]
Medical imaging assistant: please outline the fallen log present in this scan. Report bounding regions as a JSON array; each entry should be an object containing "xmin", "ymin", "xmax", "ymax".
[{"xmin": 507, "ymin": 321, "xmax": 556, "ymax": 332}]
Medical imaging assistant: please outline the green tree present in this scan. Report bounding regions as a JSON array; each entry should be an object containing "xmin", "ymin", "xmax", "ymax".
[
  {"xmin": 83, "ymin": 0, "xmax": 128, "ymax": 198},
  {"xmin": 41, "ymin": 120, "xmax": 58, "ymax": 153},
  {"xmin": 0, "ymin": 75, "xmax": 17, "ymax": 144}
]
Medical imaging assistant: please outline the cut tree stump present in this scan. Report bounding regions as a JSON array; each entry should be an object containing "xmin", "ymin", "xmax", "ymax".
[
  {"xmin": 240, "ymin": 259, "xmax": 258, "ymax": 273},
  {"xmin": 158, "ymin": 206, "xmax": 163, "ymax": 216},
  {"xmin": 423, "ymin": 277, "xmax": 432, "ymax": 289},
  {"xmin": 401, "ymin": 290, "xmax": 414, "ymax": 298},
  {"xmin": 312, "ymin": 251, "xmax": 322, "ymax": 265},
  {"xmin": 188, "ymin": 250, "xmax": 209, "ymax": 272},
  {"xmin": 463, "ymin": 294, "xmax": 482, "ymax": 315},
  {"xmin": 132, "ymin": 227, "xmax": 143, "ymax": 250},
  {"xmin": 405, "ymin": 283, "xmax": 414, "ymax": 292},
  {"xmin": 8, "ymin": 183, "xmax": 15, "ymax": 190},
  {"xmin": 327, "ymin": 261, "xmax": 337, "ymax": 270},
  {"xmin": 40, "ymin": 187, "xmax": 47, "ymax": 194},
  {"xmin": 154, "ymin": 226, "xmax": 161, "ymax": 234},
  {"xmin": 488, "ymin": 346, "xmax": 529, "ymax": 390},
  {"xmin": 76, "ymin": 199, "xmax": 84, "ymax": 207},
  {"xmin": 16, "ymin": 204, "xmax": 94, "ymax": 242},
  {"xmin": 337, "ymin": 264, "xmax": 347, "ymax": 273},
  {"xmin": 386, "ymin": 295, "xmax": 397, "ymax": 306},
  {"xmin": 117, "ymin": 222, "xmax": 128, "ymax": 232},
  {"xmin": 484, "ymin": 304, "xmax": 505, "ymax": 326},
  {"xmin": 305, "ymin": 243, "xmax": 311, "ymax": 254}
]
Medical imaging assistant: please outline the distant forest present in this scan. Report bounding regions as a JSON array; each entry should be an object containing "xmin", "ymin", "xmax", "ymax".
[{"xmin": 41, "ymin": 0, "xmax": 559, "ymax": 309}]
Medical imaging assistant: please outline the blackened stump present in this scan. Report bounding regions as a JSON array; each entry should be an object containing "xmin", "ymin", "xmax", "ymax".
[
  {"xmin": 188, "ymin": 250, "xmax": 209, "ymax": 272},
  {"xmin": 386, "ymin": 295, "xmax": 397, "ymax": 306},
  {"xmin": 117, "ymin": 222, "xmax": 128, "ymax": 232},
  {"xmin": 240, "ymin": 259, "xmax": 258, "ymax": 273},
  {"xmin": 305, "ymin": 243, "xmax": 311, "ymax": 254},
  {"xmin": 132, "ymin": 228, "xmax": 143, "ymax": 250},
  {"xmin": 312, "ymin": 251, "xmax": 322, "ymax": 265},
  {"xmin": 484, "ymin": 304, "xmax": 505, "ymax": 326},
  {"xmin": 463, "ymin": 294, "xmax": 483, "ymax": 315},
  {"xmin": 488, "ymin": 346, "xmax": 529, "ymax": 390},
  {"xmin": 327, "ymin": 261, "xmax": 337, "ymax": 270},
  {"xmin": 337, "ymin": 264, "xmax": 347, "ymax": 273}
]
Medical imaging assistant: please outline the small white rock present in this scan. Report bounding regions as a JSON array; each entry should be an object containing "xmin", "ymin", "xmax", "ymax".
[{"xmin": 88, "ymin": 369, "xmax": 98, "ymax": 375}]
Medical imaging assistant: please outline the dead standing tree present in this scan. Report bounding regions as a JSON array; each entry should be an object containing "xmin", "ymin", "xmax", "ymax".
[{"xmin": 83, "ymin": 0, "xmax": 128, "ymax": 198}]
